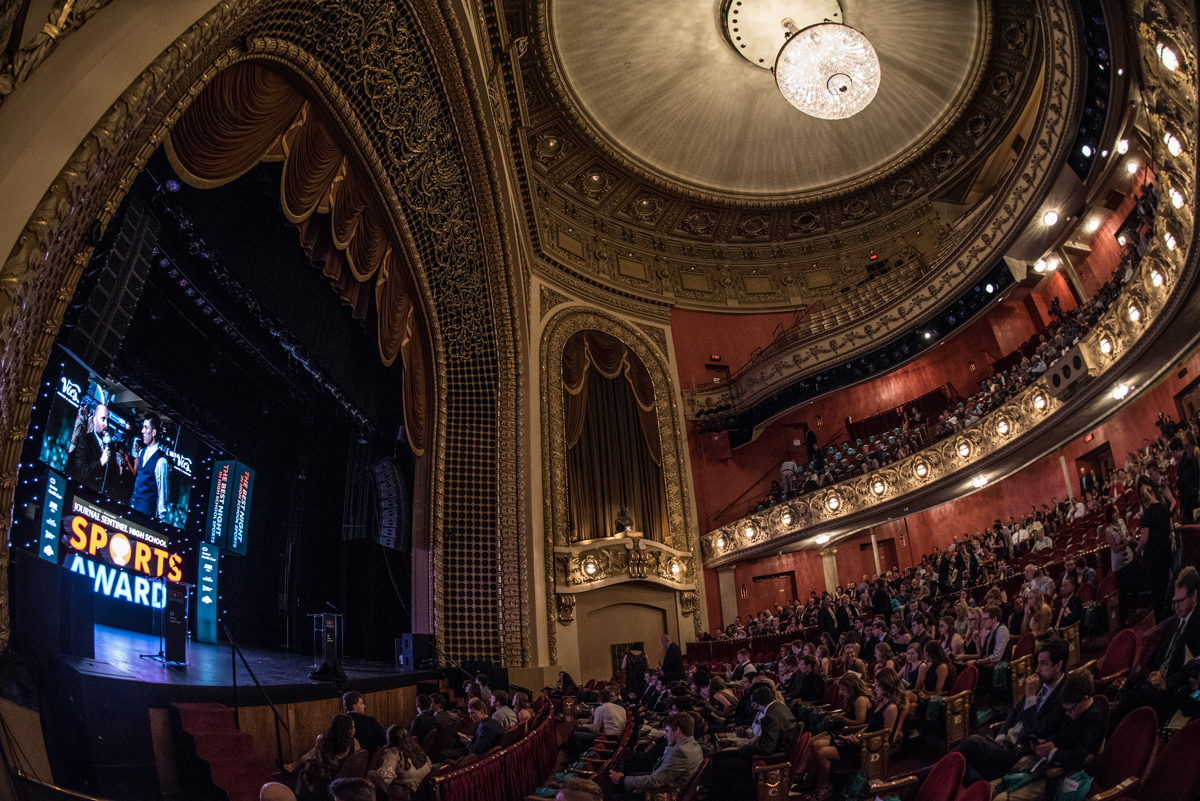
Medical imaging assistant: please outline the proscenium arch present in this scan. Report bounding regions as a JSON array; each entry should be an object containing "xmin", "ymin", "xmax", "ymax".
[
  {"xmin": 540, "ymin": 305, "xmax": 699, "ymax": 661},
  {"xmin": 0, "ymin": 0, "xmax": 526, "ymax": 663}
]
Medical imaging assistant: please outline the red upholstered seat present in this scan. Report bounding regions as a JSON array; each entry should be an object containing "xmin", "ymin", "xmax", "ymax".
[
  {"xmin": 914, "ymin": 752, "xmax": 965, "ymax": 801},
  {"xmin": 950, "ymin": 664, "xmax": 976, "ymax": 697},
  {"xmin": 1012, "ymin": 632, "xmax": 1035, "ymax": 660},
  {"xmin": 954, "ymin": 779, "xmax": 993, "ymax": 801},
  {"xmin": 1097, "ymin": 572, "xmax": 1117, "ymax": 599},
  {"xmin": 1097, "ymin": 628, "xmax": 1137, "ymax": 677},
  {"xmin": 1090, "ymin": 706, "xmax": 1157, "ymax": 794},
  {"xmin": 336, "ymin": 749, "xmax": 369, "ymax": 778},
  {"xmin": 1128, "ymin": 718, "xmax": 1200, "ymax": 800}
]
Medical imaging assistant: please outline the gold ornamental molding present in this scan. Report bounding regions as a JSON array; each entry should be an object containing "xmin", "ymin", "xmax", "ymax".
[
  {"xmin": 554, "ymin": 535, "xmax": 697, "ymax": 593},
  {"xmin": 702, "ymin": 0, "xmax": 1198, "ymax": 566},
  {"xmin": 0, "ymin": 1, "xmax": 117, "ymax": 110},
  {"xmin": 539, "ymin": 306, "xmax": 700, "ymax": 658}
]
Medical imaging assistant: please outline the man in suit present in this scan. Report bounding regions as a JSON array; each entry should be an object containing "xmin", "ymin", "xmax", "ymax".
[
  {"xmin": 835, "ymin": 595, "xmax": 854, "ymax": 634},
  {"xmin": 728, "ymin": 649, "xmax": 757, "ymax": 682},
  {"xmin": 609, "ymin": 713, "xmax": 702, "ymax": 799},
  {"xmin": 788, "ymin": 655, "xmax": 826, "ymax": 704},
  {"xmin": 1113, "ymin": 566, "xmax": 1200, "ymax": 725},
  {"xmin": 66, "ymin": 403, "xmax": 112, "ymax": 490},
  {"xmin": 1080, "ymin": 467, "xmax": 1096, "ymax": 496},
  {"xmin": 1033, "ymin": 669, "xmax": 1106, "ymax": 773},
  {"xmin": 872, "ymin": 579, "xmax": 894, "ymax": 623},
  {"xmin": 952, "ymin": 637, "xmax": 1070, "ymax": 782},
  {"xmin": 817, "ymin": 595, "xmax": 838, "ymax": 642},
  {"xmin": 458, "ymin": 698, "xmax": 503, "ymax": 755},
  {"xmin": 343, "ymin": 691, "xmax": 386, "ymax": 753},
  {"xmin": 660, "ymin": 634, "xmax": 684, "ymax": 683},
  {"xmin": 740, "ymin": 684, "xmax": 797, "ymax": 757},
  {"xmin": 1053, "ymin": 574, "xmax": 1084, "ymax": 629},
  {"xmin": 911, "ymin": 613, "xmax": 933, "ymax": 649},
  {"xmin": 410, "ymin": 694, "xmax": 440, "ymax": 743}
]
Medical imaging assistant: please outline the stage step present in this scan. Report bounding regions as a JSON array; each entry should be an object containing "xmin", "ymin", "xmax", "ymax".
[{"xmin": 172, "ymin": 702, "xmax": 273, "ymax": 801}]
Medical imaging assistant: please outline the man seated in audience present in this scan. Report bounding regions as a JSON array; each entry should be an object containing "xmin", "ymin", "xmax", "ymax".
[
  {"xmin": 1112, "ymin": 566, "xmax": 1200, "ymax": 725},
  {"xmin": 1052, "ymin": 574, "xmax": 1083, "ymax": 629},
  {"xmin": 1031, "ymin": 529, "xmax": 1054, "ymax": 552},
  {"xmin": 785, "ymin": 655, "xmax": 826, "ymax": 704},
  {"xmin": 450, "ymin": 698, "xmax": 502, "ymax": 757},
  {"xmin": 329, "ymin": 778, "xmax": 375, "ymax": 801},
  {"xmin": 911, "ymin": 613, "xmax": 933, "ymax": 649},
  {"xmin": 555, "ymin": 777, "xmax": 603, "ymax": 801},
  {"xmin": 410, "ymin": 694, "xmax": 440, "ymax": 743},
  {"xmin": 342, "ymin": 691, "xmax": 386, "ymax": 754},
  {"xmin": 579, "ymin": 688, "xmax": 626, "ymax": 749},
  {"xmin": 960, "ymin": 605, "xmax": 1010, "ymax": 705},
  {"xmin": 713, "ymin": 684, "xmax": 796, "ymax": 794},
  {"xmin": 1069, "ymin": 557, "xmax": 1096, "ymax": 588},
  {"xmin": 609, "ymin": 712, "xmax": 703, "ymax": 800},
  {"xmin": 490, "ymin": 689, "xmax": 517, "ymax": 729},
  {"xmin": 951, "ymin": 638, "xmax": 1070, "ymax": 783},
  {"xmin": 728, "ymin": 649, "xmax": 757, "ymax": 682},
  {"xmin": 475, "ymin": 673, "xmax": 493, "ymax": 703}
]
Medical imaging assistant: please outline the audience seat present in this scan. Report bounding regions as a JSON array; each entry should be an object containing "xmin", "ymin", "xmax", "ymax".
[
  {"xmin": 942, "ymin": 665, "xmax": 976, "ymax": 747},
  {"xmin": 1105, "ymin": 718, "xmax": 1200, "ymax": 801},
  {"xmin": 753, "ymin": 730, "xmax": 812, "ymax": 797},
  {"xmin": 956, "ymin": 780, "xmax": 993, "ymax": 801},
  {"xmin": 865, "ymin": 751, "xmax": 965, "ymax": 801},
  {"xmin": 1082, "ymin": 706, "xmax": 1158, "ymax": 799},
  {"xmin": 643, "ymin": 756, "xmax": 708, "ymax": 801},
  {"xmin": 336, "ymin": 749, "xmax": 369, "ymax": 779},
  {"xmin": 1081, "ymin": 627, "xmax": 1138, "ymax": 695}
]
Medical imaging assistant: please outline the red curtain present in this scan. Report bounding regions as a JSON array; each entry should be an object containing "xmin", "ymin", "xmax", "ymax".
[{"xmin": 165, "ymin": 60, "xmax": 430, "ymax": 455}]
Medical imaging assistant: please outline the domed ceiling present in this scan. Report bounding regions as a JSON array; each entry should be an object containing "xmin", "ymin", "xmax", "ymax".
[
  {"xmin": 500, "ymin": 0, "xmax": 1081, "ymax": 393},
  {"xmin": 548, "ymin": 0, "xmax": 988, "ymax": 199}
]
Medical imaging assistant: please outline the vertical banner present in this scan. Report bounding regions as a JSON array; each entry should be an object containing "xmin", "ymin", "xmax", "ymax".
[
  {"xmin": 165, "ymin": 582, "xmax": 188, "ymax": 662},
  {"xmin": 39, "ymin": 470, "xmax": 67, "ymax": 563},
  {"xmin": 197, "ymin": 543, "xmax": 219, "ymax": 643},
  {"xmin": 226, "ymin": 462, "xmax": 254, "ymax": 555},
  {"xmin": 205, "ymin": 460, "xmax": 234, "ymax": 549}
]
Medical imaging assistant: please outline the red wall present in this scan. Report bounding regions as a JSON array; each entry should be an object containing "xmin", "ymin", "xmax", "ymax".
[
  {"xmin": 1075, "ymin": 192, "xmax": 1138, "ymax": 297},
  {"xmin": 730, "ymin": 549, "xmax": 826, "ymax": 622}
]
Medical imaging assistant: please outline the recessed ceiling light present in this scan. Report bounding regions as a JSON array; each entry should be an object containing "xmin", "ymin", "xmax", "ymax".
[
  {"xmin": 1047, "ymin": 258, "xmax": 1059, "ymax": 271},
  {"xmin": 1127, "ymin": 161, "xmax": 1139, "ymax": 174},
  {"xmin": 1081, "ymin": 145, "xmax": 1093, "ymax": 157},
  {"xmin": 1087, "ymin": 218, "xmax": 1101, "ymax": 232},
  {"xmin": 1043, "ymin": 211, "xmax": 1059, "ymax": 226},
  {"xmin": 1112, "ymin": 384, "xmax": 1131, "ymax": 400},
  {"xmin": 815, "ymin": 534, "xmax": 830, "ymax": 545},
  {"xmin": 924, "ymin": 332, "xmax": 932, "ymax": 340},
  {"xmin": 1116, "ymin": 139, "xmax": 1130, "ymax": 154},
  {"xmin": 972, "ymin": 476, "xmax": 988, "ymax": 488},
  {"xmin": 1034, "ymin": 259, "xmax": 1047, "ymax": 273},
  {"xmin": 985, "ymin": 283, "xmax": 994, "ymax": 293}
]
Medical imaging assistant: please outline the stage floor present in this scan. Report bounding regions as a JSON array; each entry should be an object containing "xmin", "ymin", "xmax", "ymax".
[{"xmin": 58, "ymin": 625, "xmax": 437, "ymax": 703}]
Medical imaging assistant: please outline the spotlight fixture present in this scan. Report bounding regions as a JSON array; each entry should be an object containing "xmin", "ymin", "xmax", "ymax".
[
  {"xmin": 1047, "ymin": 259, "xmax": 1059, "ymax": 271},
  {"xmin": 972, "ymin": 476, "xmax": 988, "ymax": 488},
  {"xmin": 1042, "ymin": 211, "xmax": 1059, "ymax": 226},
  {"xmin": 1099, "ymin": 337, "xmax": 1113, "ymax": 354},
  {"xmin": 1157, "ymin": 43, "xmax": 1179, "ymax": 71},
  {"xmin": 1101, "ymin": 149, "xmax": 1109, "ymax": 157},
  {"xmin": 1081, "ymin": 145, "xmax": 1093, "ymax": 157},
  {"xmin": 1126, "ymin": 161, "xmax": 1139, "ymax": 174},
  {"xmin": 727, "ymin": 1, "xmax": 881, "ymax": 120},
  {"xmin": 815, "ymin": 534, "xmax": 831, "ymax": 545},
  {"xmin": 1116, "ymin": 233, "xmax": 1128, "ymax": 246},
  {"xmin": 985, "ymin": 283, "xmax": 995, "ymax": 293},
  {"xmin": 924, "ymin": 332, "xmax": 932, "ymax": 340},
  {"xmin": 1116, "ymin": 139, "xmax": 1130, "ymax": 154},
  {"xmin": 1034, "ymin": 259, "xmax": 1047, "ymax": 273},
  {"xmin": 1087, "ymin": 218, "xmax": 1101, "ymax": 232},
  {"xmin": 1112, "ymin": 384, "xmax": 1131, "ymax": 400}
]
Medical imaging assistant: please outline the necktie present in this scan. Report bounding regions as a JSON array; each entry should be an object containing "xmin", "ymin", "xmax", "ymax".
[{"xmin": 1161, "ymin": 620, "xmax": 1184, "ymax": 679}]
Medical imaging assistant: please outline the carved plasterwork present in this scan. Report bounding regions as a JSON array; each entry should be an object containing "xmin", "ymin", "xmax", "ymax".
[
  {"xmin": 637, "ymin": 324, "xmax": 669, "ymax": 356},
  {"xmin": 555, "ymin": 536, "xmax": 695, "ymax": 591},
  {"xmin": 556, "ymin": 593, "xmax": 576, "ymax": 625},
  {"xmin": 539, "ymin": 284, "xmax": 571, "ymax": 320},
  {"xmin": 540, "ymin": 307, "xmax": 697, "ymax": 662},
  {"xmin": 0, "ymin": 0, "xmax": 118, "ymax": 110}
]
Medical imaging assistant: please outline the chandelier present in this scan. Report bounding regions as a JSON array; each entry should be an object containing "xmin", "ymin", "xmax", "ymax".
[{"xmin": 723, "ymin": 0, "xmax": 882, "ymax": 120}]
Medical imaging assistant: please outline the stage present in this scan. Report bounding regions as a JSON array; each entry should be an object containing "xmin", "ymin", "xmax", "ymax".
[{"xmin": 59, "ymin": 624, "xmax": 440, "ymax": 707}]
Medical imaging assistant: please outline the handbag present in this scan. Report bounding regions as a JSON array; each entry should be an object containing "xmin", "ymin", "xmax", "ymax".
[
  {"xmin": 1053, "ymin": 770, "xmax": 1094, "ymax": 801},
  {"xmin": 840, "ymin": 769, "xmax": 869, "ymax": 801},
  {"xmin": 924, "ymin": 694, "xmax": 946, "ymax": 724},
  {"xmin": 992, "ymin": 661, "xmax": 1011, "ymax": 694}
]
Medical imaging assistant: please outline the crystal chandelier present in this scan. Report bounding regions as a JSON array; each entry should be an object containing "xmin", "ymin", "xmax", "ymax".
[
  {"xmin": 775, "ymin": 19, "xmax": 881, "ymax": 119},
  {"xmin": 723, "ymin": 0, "xmax": 881, "ymax": 120}
]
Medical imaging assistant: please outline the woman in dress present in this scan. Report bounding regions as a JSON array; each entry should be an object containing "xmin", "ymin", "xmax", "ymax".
[
  {"xmin": 292, "ymin": 714, "xmax": 359, "ymax": 801},
  {"xmin": 512, "ymin": 692, "xmax": 534, "ymax": 726},
  {"xmin": 368, "ymin": 725, "xmax": 431, "ymax": 798},
  {"xmin": 1104, "ymin": 504, "xmax": 1137, "ymax": 622},
  {"xmin": 939, "ymin": 615, "xmax": 965, "ymax": 659},
  {"xmin": 621, "ymin": 646, "xmax": 648, "ymax": 703},
  {"xmin": 810, "ymin": 669, "xmax": 905, "ymax": 800}
]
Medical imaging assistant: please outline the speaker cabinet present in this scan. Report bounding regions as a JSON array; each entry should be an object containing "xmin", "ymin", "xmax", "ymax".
[
  {"xmin": 398, "ymin": 633, "xmax": 436, "ymax": 669},
  {"xmin": 1045, "ymin": 343, "xmax": 1095, "ymax": 399}
]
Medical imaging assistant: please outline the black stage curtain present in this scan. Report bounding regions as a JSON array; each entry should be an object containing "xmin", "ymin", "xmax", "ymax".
[{"xmin": 567, "ymin": 372, "xmax": 666, "ymax": 543}]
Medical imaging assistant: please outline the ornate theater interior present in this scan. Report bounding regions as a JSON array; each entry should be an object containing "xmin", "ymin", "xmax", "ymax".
[{"xmin": 0, "ymin": 0, "xmax": 1196, "ymax": 799}]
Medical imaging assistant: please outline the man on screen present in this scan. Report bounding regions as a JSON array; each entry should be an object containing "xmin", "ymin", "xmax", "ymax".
[
  {"xmin": 66, "ymin": 404, "xmax": 112, "ymax": 489},
  {"xmin": 131, "ymin": 412, "xmax": 170, "ymax": 521}
]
